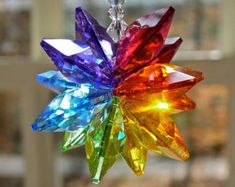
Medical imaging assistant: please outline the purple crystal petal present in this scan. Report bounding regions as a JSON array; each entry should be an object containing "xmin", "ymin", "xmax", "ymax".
[
  {"xmin": 41, "ymin": 39, "xmax": 115, "ymax": 88},
  {"xmin": 75, "ymin": 7, "xmax": 116, "ymax": 62}
]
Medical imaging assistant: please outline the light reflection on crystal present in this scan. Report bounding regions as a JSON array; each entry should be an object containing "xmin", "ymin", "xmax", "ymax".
[
  {"xmin": 33, "ymin": 6, "xmax": 204, "ymax": 184},
  {"xmin": 32, "ymin": 88, "xmax": 112, "ymax": 132},
  {"xmin": 61, "ymin": 127, "xmax": 89, "ymax": 151},
  {"xmin": 86, "ymin": 97, "xmax": 126, "ymax": 183}
]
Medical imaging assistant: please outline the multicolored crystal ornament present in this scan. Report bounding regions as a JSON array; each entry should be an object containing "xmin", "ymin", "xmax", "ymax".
[{"xmin": 32, "ymin": 6, "xmax": 204, "ymax": 184}]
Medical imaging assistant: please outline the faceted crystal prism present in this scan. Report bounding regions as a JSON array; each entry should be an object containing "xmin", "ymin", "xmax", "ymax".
[
  {"xmin": 113, "ymin": 64, "xmax": 203, "ymax": 98},
  {"xmin": 37, "ymin": 71, "xmax": 79, "ymax": 94},
  {"xmin": 107, "ymin": 20, "xmax": 128, "ymax": 43},
  {"xmin": 33, "ymin": 6, "xmax": 204, "ymax": 184},
  {"xmin": 121, "ymin": 111, "xmax": 147, "ymax": 175},
  {"xmin": 121, "ymin": 99, "xmax": 190, "ymax": 160},
  {"xmin": 75, "ymin": 7, "xmax": 115, "ymax": 61},
  {"xmin": 86, "ymin": 97, "xmax": 126, "ymax": 183},
  {"xmin": 114, "ymin": 7, "xmax": 175, "ymax": 77},
  {"xmin": 32, "ymin": 89, "xmax": 112, "ymax": 132},
  {"xmin": 107, "ymin": 0, "xmax": 127, "ymax": 42},
  {"xmin": 61, "ymin": 127, "xmax": 88, "ymax": 151},
  {"xmin": 41, "ymin": 39, "xmax": 115, "ymax": 88}
]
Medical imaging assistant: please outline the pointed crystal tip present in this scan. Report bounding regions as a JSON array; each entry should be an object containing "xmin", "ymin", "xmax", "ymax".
[
  {"xmin": 32, "ymin": 124, "xmax": 39, "ymax": 131},
  {"xmin": 60, "ymin": 145, "xmax": 67, "ymax": 152},
  {"xmin": 92, "ymin": 178, "xmax": 101, "ymax": 184}
]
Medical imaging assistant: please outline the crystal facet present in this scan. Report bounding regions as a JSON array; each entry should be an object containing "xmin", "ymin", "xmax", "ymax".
[
  {"xmin": 85, "ymin": 97, "xmax": 126, "ymax": 183},
  {"xmin": 32, "ymin": 88, "xmax": 112, "ymax": 132},
  {"xmin": 151, "ymin": 37, "xmax": 183, "ymax": 64},
  {"xmin": 107, "ymin": 0, "xmax": 127, "ymax": 42},
  {"xmin": 61, "ymin": 127, "xmax": 88, "ymax": 151},
  {"xmin": 37, "ymin": 71, "xmax": 79, "ymax": 94},
  {"xmin": 76, "ymin": 7, "xmax": 115, "ymax": 61},
  {"xmin": 121, "ymin": 99, "xmax": 189, "ymax": 160},
  {"xmin": 121, "ymin": 111, "xmax": 147, "ymax": 175},
  {"xmin": 41, "ymin": 39, "xmax": 115, "ymax": 88},
  {"xmin": 113, "ymin": 64, "xmax": 203, "ymax": 98},
  {"xmin": 114, "ymin": 7, "xmax": 175, "ymax": 79},
  {"xmin": 33, "ymin": 6, "xmax": 204, "ymax": 184}
]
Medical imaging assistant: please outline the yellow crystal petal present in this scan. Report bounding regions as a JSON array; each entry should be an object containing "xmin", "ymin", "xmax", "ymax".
[
  {"xmin": 121, "ymin": 98, "xmax": 189, "ymax": 161},
  {"xmin": 121, "ymin": 110, "xmax": 147, "ymax": 176}
]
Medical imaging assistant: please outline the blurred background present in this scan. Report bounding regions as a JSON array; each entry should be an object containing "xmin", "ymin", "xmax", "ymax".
[{"xmin": 0, "ymin": 0, "xmax": 234, "ymax": 187}]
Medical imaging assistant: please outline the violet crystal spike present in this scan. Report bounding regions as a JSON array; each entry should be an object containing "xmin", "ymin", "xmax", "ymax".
[
  {"xmin": 41, "ymin": 39, "xmax": 91, "ymax": 84},
  {"xmin": 41, "ymin": 39, "xmax": 115, "ymax": 88},
  {"xmin": 75, "ymin": 7, "xmax": 116, "ymax": 61}
]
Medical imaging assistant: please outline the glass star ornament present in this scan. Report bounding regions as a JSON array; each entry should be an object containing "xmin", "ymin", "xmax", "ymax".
[{"xmin": 32, "ymin": 6, "xmax": 204, "ymax": 183}]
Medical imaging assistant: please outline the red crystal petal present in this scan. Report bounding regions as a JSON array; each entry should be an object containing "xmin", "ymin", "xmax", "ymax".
[
  {"xmin": 114, "ymin": 7, "xmax": 175, "ymax": 76},
  {"xmin": 151, "ymin": 37, "xmax": 182, "ymax": 64},
  {"xmin": 118, "ymin": 37, "xmax": 183, "ymax": 81},
  {"xmin": 113, "ymin": 64, "xmax": 204, "ymax": 98}
]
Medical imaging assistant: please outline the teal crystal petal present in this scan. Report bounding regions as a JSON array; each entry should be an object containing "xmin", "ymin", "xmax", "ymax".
[{"xmin": 32, "ymin": 88, "xmax": 113, "ymax": 132}]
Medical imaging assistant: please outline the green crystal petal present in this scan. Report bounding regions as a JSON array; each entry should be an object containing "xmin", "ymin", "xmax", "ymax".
[
  {"xmin": 60, "ymin": 127, "xmax": 88, "ymax": 152},
  {"xmin": 85, "ymin": 97, "xmax": 126, "ymax": 184}
]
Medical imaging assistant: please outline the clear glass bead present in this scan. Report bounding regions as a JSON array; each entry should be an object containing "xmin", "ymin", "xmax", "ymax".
[
  {"xmin": 108, "ymin": 6, "xmax": 125, "ymax": 20},
  {"xmin": 107, "ymin": 20, "xmax": 127, "ymax": 42},
  {"xmin": 108, "ymin": 0, "xmax": 125, "ymax": 6},
  {"xmin": 107, "ymin": 0, "xmax": 127, "ymax": 42}
]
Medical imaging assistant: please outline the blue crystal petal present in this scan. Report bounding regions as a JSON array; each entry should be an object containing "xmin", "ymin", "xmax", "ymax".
[
  {"xmin": 36, "ymin": 71, "xmax": 79, "ymax": 94},
  {"xmin": 75, "ymin": 7, "xmax": 116, "ymax": 62},
  {"xmin": 32, "ymin": 87, "xmax": 113, "ymax": 132},
  {"xmin": 41, "ymin": 39, "xmax": 115, "ymax": 88}
]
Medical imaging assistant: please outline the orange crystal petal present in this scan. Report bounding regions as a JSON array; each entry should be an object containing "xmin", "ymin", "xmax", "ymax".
[
  {"xmin": 113, "ymin": 64, "xmax": 204, "ymax": 98},
  {"xmin": 120, "ymin": 93, "xmax": 195, "ymax": 115}
]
